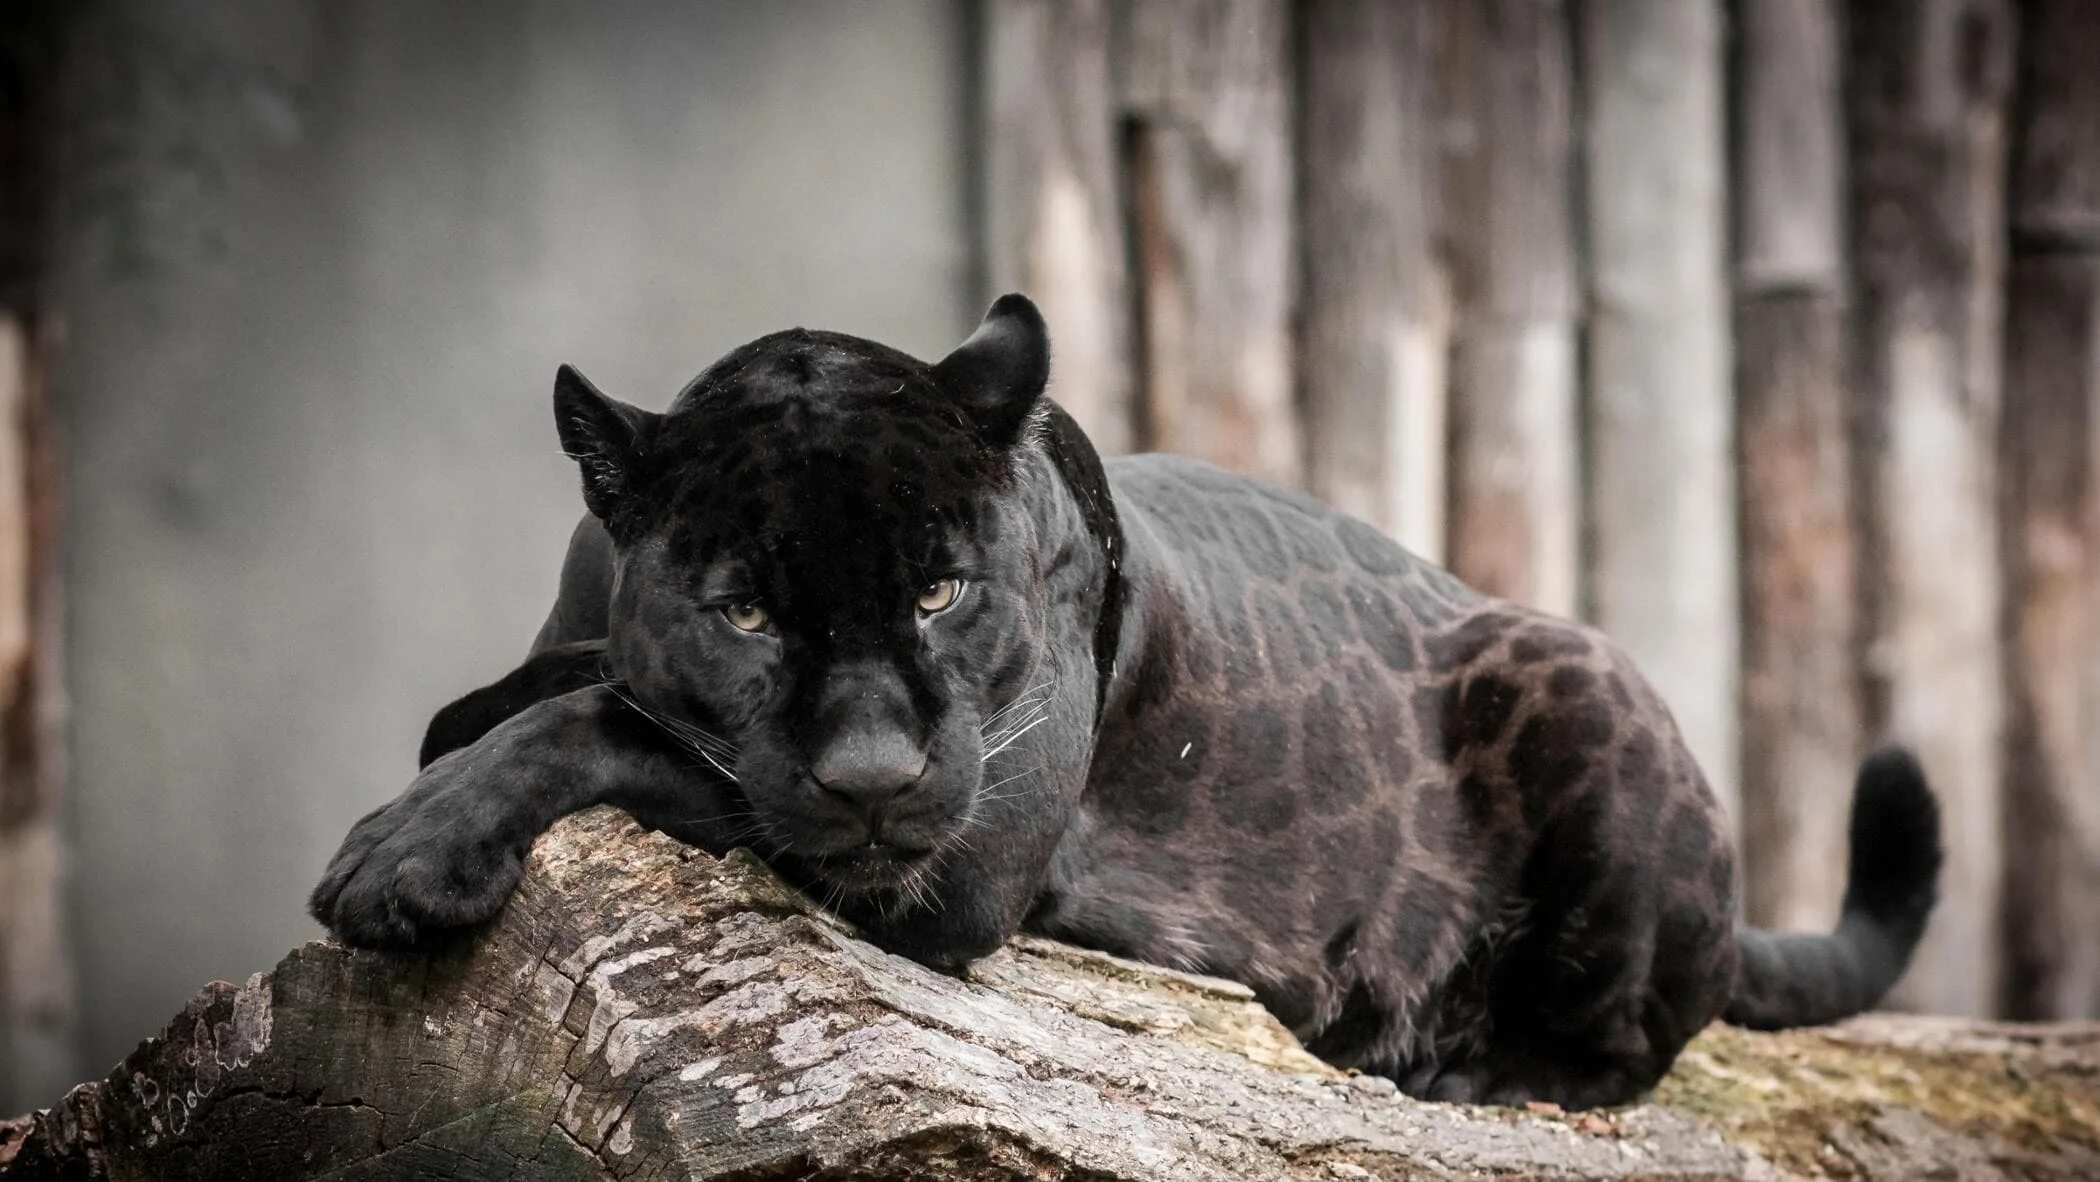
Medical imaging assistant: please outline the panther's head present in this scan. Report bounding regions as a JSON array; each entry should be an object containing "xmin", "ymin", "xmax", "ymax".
[{"xmin": 555, "ymin": 296, "xmax": 1060, "ymax": 897}]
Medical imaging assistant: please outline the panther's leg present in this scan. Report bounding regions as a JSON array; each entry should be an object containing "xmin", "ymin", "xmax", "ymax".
[
  {"xmin": 313, "ymin": 683, "xmax": 744, "ymax": 948},
  {"xmin": 1416, "ymin": 674, "xmax": 1736, "ymax": 1109},
  {"xmin": 417, "ymin": 516, "xmax": 618, "ymax": 765},
  {"xmin": 529, "ymin": 514, "xmax": 616, "ymax": 653},
  {"xmin": 419, "ymin": 640, "xmax": 608, "ymax": 767},
  {"xmin": 1417, "ymin": 875, "xmax": 1724, "ymax": 1111}
]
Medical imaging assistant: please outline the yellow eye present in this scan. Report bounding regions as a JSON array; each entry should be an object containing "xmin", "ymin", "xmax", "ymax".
[
  {"xmin": 916, "ymin": 578, "xmax": 962, "ymax": 615},
  {"xmin": 723, "ymin": 602, "xmax": 770, "ymax": 633}
]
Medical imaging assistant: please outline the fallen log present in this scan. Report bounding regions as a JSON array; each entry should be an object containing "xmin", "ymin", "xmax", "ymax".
[{"xmin": 4, "ymin": 808, "xmax": 2097, "ymax": 1180}]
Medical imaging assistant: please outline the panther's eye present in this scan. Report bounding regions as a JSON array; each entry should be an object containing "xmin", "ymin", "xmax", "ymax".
[
  {"xmin": 916, "ymin": 578, "xmax": 963, "ymax": 616},
  {"xmin": 723, "ymin": 601, "xmax": 770, "ymax": 633}
]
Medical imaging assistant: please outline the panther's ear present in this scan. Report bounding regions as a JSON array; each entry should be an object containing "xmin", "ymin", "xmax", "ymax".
[
  {"xmin": 932, "ymin": 293, "xmax": 1050, "ymax": 446},
  {"xmin": 553, "ymin": 364, "xmax": 657, "ymax": 522}
]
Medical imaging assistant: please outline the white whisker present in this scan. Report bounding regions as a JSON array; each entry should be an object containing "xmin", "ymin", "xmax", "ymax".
[
  {"xmin": 978, "ymin": 766, "xmax": 1038, "ymax": 797},
  {"xmin": 980, "ymin": 713, "xmax": 1049, "ymax": 762},
  {"xmin": 602, "ymin": 681, "xmax": 743, "ymax": 785},
  {"xmin": 980, "ymin": 680, "xmax": 1056, "ymax": 730}
]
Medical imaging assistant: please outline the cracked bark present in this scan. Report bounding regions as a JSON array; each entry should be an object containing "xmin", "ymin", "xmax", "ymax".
[{"xmin": 3, "ymin": 809, "xmax": 2098, "ymax": 1180}]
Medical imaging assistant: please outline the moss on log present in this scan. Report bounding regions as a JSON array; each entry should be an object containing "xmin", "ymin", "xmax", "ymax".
[{"xmin": 4, "ymin": 808, "xmax": 2096, "ymax": 1180}]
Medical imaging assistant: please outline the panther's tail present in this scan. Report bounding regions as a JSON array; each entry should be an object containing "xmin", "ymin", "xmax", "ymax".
[{"xmin": 1725, "ymin": 746, "xmax": 1942, "ymax": 1029}]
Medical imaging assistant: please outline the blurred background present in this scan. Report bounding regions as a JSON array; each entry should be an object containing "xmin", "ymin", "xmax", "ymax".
[{"xmin": 1, "ymin": 0, "xmax": 2095, "ymax": 1113}]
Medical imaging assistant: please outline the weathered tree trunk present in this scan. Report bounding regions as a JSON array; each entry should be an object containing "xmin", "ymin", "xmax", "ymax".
[
  {"xmin": 1442, "ymin": 0, "xmax": 1580, "ymax": 614},
  {"xmin": 0, "ymin": 2, "xmax": 71, "ymax": 1117},
  {"xmin": 1731, "ymin": 0, "xmax": 1859, "ymax": 934},
  {"xmin": 1122, "ymin": 0, "xmax": 1300, "ymax": 488},
  {"xmin": 1999, "ymin": 0, "xmax": 2100, "ymax": 1022},
  {"xmin": 1848, "ymin": 0, "xmax": 2015, "ymax": 1017},
  {"xmin": 980, "ymin": 0, "xmax": 1135, "ymax": 455},
  {"xmin": 1297, "ymin": 0, "xmax": 1447, "ymax": 560},
  {"xmin": 5, "ymin": 809, "xmax": 2098, "ymax": 1180},
  {"xmin": 1577, "ymin": 0, "xmax": 1740, "ymax": 820}
]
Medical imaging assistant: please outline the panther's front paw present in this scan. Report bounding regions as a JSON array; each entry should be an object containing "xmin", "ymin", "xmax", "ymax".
[{"xmin": 307, "ymin": 757, "xmax": 531, "ymax": 949}]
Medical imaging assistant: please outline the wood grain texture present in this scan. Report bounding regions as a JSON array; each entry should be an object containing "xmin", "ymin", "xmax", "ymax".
[
  {"xmin": 1847, "ymin": 0, "xmax": 2015, "ymax": 1017},
  {"xmin": 1578, "ymin": 0, "xmax": 1739, "ymax": 819},
  {"xmin": 1731, "ymin": 0, "xmax": 1858, "ymax": 934},
  {"xmin": 6, "ymin": 809, "xmax": 2099, "ymax": 1180},
  {"xmin": 2000, "ymin": 256, "xmax": 2100, "ymax": 1022},
  {"xmin": 2009, "ymin": 0, "xmax": 2100, "ymax": 251},
  {"xmin": 1123, "ymin": 0, "xmax": 1301, "ymax": 488},
  {"xmin": 1297, "ymin": 0, "xmax": 1447, "ymax": 559},
  {"xmin": 1442, "ymin": 0, "xmax": 1580, "ymax": 613},
  {"xmin": 1735, "ymin": 0, "xmax": 1845, "ymax": 290},
  {"xmin": 1736, "ymin": 295, "xmax": 1859, "ymax": 935},
  {"xmin": 981, "ymin": 0, "xmax": 1135, "ymax": 455},
  {"xmin": 0, "ymin": 314, "xmax": 68, "ymax": 1119},
  {"xmin": 0, "ymin": 6, "xmax": 68, "ymax": 1110},
  {"xmin": 1999, "ymin": 0, "xmax": 2100, "ymax": 1021}
]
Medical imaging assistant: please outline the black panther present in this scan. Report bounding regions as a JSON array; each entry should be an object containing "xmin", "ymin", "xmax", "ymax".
[{"xmin": 310, "ymin": 295, "xmax": 1940, "ymax": 1109}]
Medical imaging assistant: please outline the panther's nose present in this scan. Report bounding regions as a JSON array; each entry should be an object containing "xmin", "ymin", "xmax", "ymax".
[{"xmin": 811, "ymin": 737, "xmax": 927, "ymax": 817}]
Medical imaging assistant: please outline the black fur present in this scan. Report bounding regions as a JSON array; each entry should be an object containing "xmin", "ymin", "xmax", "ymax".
[
  {"xmin": 419, "ymin": 640, "xmax": 608, "ymax": 768},
  {"xmin": 553, "ymin": 365, "xmax": 654, "ymax": 525},
  {"xmin": 930, "ymin": 292, "xmax": 1053, "ymax": 445},
  {"xmin": 1725, "ymin": 747, "xmax": 1942, "ymax": 1029},
  {"xmin": 312, "ymin": 295, "xmax": 1942, "ymax": 1108}
]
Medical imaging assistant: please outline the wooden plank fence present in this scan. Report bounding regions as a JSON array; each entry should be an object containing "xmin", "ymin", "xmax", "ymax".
[
  {"xmin": 978, "ymin": 0, "xmax": 2100, "ymax": 1019},
  {"xmin": 1733, "ymin": 0, "xmax": 1858, "ymax": 935},
  {"xmin": 2002, "ymin": 0, "xmax": 2100, "ymax": 1021},
  {"xmin": 0, "ymin": 0, "xmax": 70, "ymax": 1113},
  {"xmin": 1847, "ymin": 0, "xmax": 2013, "ymax": 1017},
  {"xmin": 1441, "ymin": 0, "xmax": 1581, "ymax": 617}
]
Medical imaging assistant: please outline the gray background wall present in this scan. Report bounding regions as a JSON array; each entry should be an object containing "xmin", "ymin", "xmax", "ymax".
[{"xmin": 56, "ymin": 0, "xmax": 971, "ymax": 1079}]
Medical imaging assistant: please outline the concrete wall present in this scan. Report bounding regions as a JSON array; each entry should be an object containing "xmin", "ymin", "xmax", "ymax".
[{"xmin": 53, "ymin": 0, "xmax": 971, "ymax": 1081}]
